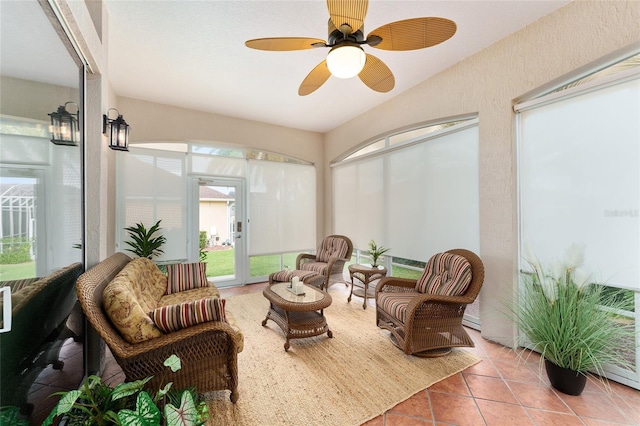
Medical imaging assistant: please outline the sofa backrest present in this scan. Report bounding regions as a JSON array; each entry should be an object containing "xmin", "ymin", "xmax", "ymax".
[{"xmin": 102, "ymin": 257, "xmax": 167, "ymax": 344}]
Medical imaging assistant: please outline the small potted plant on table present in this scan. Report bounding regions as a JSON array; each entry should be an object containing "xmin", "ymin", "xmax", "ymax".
[{"xmin": 368, "ymin": 240, "xmax": 390, "ymax": 268}]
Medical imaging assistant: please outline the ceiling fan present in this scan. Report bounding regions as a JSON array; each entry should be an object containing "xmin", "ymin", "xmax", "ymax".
[{"xmin": 245, "ymin": 0, "xmax": 456, "ymax": 96}]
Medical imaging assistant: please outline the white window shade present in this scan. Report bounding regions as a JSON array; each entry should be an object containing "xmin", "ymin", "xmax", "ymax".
[
  {"xmin": 333, "ymin": 123, "xmax": 479, "ymax": 259},
  {"xmin": 387, "ymin": 126, "xmax": 479, "ymax": 261},
  {"xmin": 334, "ymin": 156, "xmax": 384, "ymax": 251},
  {"xmin": 117, "ymin": 147, "xmax": 187, "ymax": 262},
  {"xmin": 248, "ymin": 160, "xmax": 315, "ymax": 255},
  {"xmin": 518, "ymin": 76, "xmax": 640, "ymax": 289}
]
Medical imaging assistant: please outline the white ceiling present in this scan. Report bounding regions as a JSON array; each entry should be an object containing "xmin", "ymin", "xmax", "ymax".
[{"xmin": 105, "ymin": 1, "xmax": 570, "ymax": 133}]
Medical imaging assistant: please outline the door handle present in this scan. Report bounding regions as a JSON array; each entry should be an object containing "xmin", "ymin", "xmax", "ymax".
[{"xmin": 0, "ymin": 286, "xmax": 12, "ymax": 333}]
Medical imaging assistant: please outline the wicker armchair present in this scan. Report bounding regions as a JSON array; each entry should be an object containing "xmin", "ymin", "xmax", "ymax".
[
  {"xmin": 296, "ymin": 235, "xmax": 353, "ymax": 290},
  {"xmin": 375, "ymin": 249, "xmax": 484, "ymax": 357},
  {"xmin": 76, "ymin": 253, "xmax": 241, "ymax": 402}
]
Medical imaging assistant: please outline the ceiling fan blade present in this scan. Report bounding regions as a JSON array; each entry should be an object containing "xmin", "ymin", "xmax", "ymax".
[
  {"xmin": 327, "ymin": 0, "xmax": 368, "ymax": 34},
  {"xmin": 368, "ymin": 17, "xmax": 456, "ymax": 51},
  {"xmin": 299, "ymin": 60, "xmax": 332, "ymax": 96},
  {"xmin": 245, "ymin": 37, "xmax": 326, "ymax": 51},
  {"xmin": 359, "ymin": 54, "xmax": 394, "ymax": 93}
]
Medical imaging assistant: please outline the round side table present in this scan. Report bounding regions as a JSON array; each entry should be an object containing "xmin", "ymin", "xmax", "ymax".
[{"xmin": 348, "ymin": 264, "xmax": 387, "ymax": 309}]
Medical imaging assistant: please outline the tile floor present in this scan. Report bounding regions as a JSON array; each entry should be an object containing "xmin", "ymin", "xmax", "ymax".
[{"xmin": 27, "ymin": 281, "xmax": 640, "ymax": 425}]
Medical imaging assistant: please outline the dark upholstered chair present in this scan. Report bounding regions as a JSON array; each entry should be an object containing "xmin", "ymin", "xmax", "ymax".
[
  {"xmin": 375, "ymin": 249, "xmax": 484, "ymax": 357},
  {"xmin": 296, "ymin": 235, "xmax": 353, "ymax": 290}
]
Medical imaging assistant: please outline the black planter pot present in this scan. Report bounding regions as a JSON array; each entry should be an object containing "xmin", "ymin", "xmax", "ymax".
[{"xmin": 544, "ymin": 359, "xmax": 587, "ymax": 396}]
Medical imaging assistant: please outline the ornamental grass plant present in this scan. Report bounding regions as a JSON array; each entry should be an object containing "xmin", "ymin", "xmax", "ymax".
[{"xmin": 510, "ymin": 244, "xmax": 636, "ymax": 379}]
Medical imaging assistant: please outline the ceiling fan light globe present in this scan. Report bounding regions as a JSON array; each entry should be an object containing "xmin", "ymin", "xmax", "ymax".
[{"xmin": 326, "ymin": 44, "xmax": 366, "ymax": 79}]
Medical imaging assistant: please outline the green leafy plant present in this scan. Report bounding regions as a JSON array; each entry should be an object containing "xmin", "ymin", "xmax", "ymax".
[
  {"xmin": 507, "ymin": 244, "xmax": 636, "ymax": 378},
  {"xmin": 199, "ymin": 231, "xmax": 207, "ymax": 262},
  {"xmin": 0, "ymin": 237, "xmax": 31, "ymax": 264},
  {"xmin": 368, "ymin": 240, "xmax": 390, "ymax": 267},
  {"xmin": 0, "ymin": 406, "xmax": 29, "ymax": 425},
  {"xmin": 43, "ymin": 355, "xmax": 208, "ymax": 426},
  {"xmin": 124, "ymin": 220, "xmax": 167, "ymax": 259}
]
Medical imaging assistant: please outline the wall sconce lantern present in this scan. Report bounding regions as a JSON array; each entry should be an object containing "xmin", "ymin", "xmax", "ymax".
[
  {"xmin": 48, "ymin": 102, "xmax": 79, "ymax": 146},
  {"xmin": 103, "ymin": 108, "xmax": 130, "ymax": 151}
]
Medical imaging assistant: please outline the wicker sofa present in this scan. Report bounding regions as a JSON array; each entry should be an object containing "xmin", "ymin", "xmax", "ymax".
[{"xmin": 76, "ymin": 252, "xmax": 243, "ymax": 402}]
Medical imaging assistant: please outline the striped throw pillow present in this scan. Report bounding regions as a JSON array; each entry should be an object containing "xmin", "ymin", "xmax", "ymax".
[
  {"xmin": 415, "ymin": 253, "xmax": 472, "ymax": 296},
  {"xmin": 150, "ymin": 297, "xmax": 226, "ymax": 333},
  {"xmin": 166, "ymin": 262, "xmax": 208, "ymax": 294}
]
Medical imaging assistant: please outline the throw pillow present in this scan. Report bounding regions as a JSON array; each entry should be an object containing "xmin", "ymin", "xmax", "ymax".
[
  {"xmin": 166, "ymin": 262, "xmax": 208, "ymax": 294},
  {"xmin": 150, "ymin": 297, "xmax": 226, "ymax": 333}
]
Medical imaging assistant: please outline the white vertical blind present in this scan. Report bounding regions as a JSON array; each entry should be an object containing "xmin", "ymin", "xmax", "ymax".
[
  {"xmin": 333, "ymin": 123, "xmax": 480, "ymax": 260},
  {"xmin": 117, "ymin": 147, "xmax": 187, "ymax": 262},
  {"xmin": 248, "ymin": 160, "xmax": 315, "ymax": 255},
  {"xmin": 519, "ymin": 76, "xmax": 640, "ymax": 289}
]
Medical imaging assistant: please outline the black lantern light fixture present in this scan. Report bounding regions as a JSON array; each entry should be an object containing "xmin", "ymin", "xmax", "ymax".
[
  {"xmin": 48, "ymin": 102, "xmax": 79, "ymax": 146},
  {"xmin": 103, "ymin": 108, "xmax": 130, "ymax": 151}
]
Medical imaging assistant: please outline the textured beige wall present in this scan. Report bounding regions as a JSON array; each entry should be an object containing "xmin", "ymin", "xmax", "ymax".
[
  {"xmin": 324, "ymin": 0, "xmax": 640, "ymax": 344},
  {"xmin": 116, "ymin": 96, "xmax": 325, "ymax": 242}
]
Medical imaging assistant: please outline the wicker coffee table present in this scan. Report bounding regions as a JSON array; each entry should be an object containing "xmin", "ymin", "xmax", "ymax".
[{"xmin": 262, "ymin": 282, "xmax": 333, "ymax": 351}]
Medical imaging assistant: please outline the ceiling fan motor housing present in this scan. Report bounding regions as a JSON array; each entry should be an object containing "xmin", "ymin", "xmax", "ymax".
[{"xmin": 327, "ymin": 19, "xmax": 366, "ymax": 46}]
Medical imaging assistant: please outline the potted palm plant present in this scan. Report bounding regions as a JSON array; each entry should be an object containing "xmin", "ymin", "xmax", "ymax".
[
  {"xmin": 368, "ymin": 240, "xmax": 390, "ymax": 268},
  {"xmin": 508, "ymin": 244, "xmax": 636, "ymax": 395},
  {"xmin": 124, "ymin": 220, "xmax": 167, "ymax": 259}
]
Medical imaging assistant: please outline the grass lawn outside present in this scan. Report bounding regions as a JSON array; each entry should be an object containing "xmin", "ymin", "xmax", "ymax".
[{"xmin": 0, "ymin": 261, "xmax": 36, "ymax": 281}]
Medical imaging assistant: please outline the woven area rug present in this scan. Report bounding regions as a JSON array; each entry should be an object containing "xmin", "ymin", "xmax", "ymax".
[{"xmin": 206, "ymin": 288, "xmax": 480, "ymax": 425}]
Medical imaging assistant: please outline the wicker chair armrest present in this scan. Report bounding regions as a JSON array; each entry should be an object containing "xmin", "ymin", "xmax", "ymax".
[
  {"xmin": 405, "ymin": 292, "xmax": 476, "ymax": 314},
  {"xmin": 296, "ymin": 253, "xmax": 316, "ymax": 269},
  {"xmin": 110, "ymin": 320, "xmax": 240, "ymax": 360},
  {"xmin": 376, "ymin": 277, "xmax": 417, "ymax": 295}
]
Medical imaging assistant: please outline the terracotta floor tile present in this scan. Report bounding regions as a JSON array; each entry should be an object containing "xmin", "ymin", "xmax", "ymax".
[
  {"xmin": 384, "ymin": 413, "xmax": 434, "ymax": 426},
  {"xmin": 461, "ymin": 343, "xmax": 489, "ymax": 359},
  {"xmin": 581, "ymin": 418, "xmax": 636, "ymax": 426},
  {"xmin": 481, "ymin": 341, "xmax": 521, "ymax": 361},
  {"xmin": 476, "ymin": 399, "xmax": 534, "ymax": 426},
  {"xmin": 428, "ymin": 372, "xmax": 471, "ymax": 396},
  {"xmin": 462, "ymin": 359, "xmax": 501, "ymax": 378},
  {"xmin": 609, "ymin": 381, "xmax": 640, "ymax": 400},
  {"xmin": 387, "ymin": 391, "xmax": 432, "ymax": 420},
  {"xmin": 464, "ymin": 374, "xmax": 519, "ymax": 404},
  {"xmin": 616, "ymin": 396, "xmax": 640, "ymax": 424},
  {"xmin": 429, "ymin": 391, "xmax": 485, "ymax": 426},
  {"xmin": 558, "ymin": 391, "xmax": 629, "ymax": 423},
  {"xmin": 525, "ymin": 408, "xmax": 587, "ymax": 426},
  {"xmin": 493, "ymin": 358, "xmax": 543, "ymax": 383},
  {"xmin": 507, "ymin": 380, "xmax": 571, "ymax": 413}
]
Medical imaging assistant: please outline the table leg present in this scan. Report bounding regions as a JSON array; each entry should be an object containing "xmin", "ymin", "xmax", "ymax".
[
  {"xmin": 363, "ymin": 281, "xmax": 368, "ymax": 309},
  {"xmin": 347, "ymin": 275, "xmax": 354, "ymax": 303}
]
